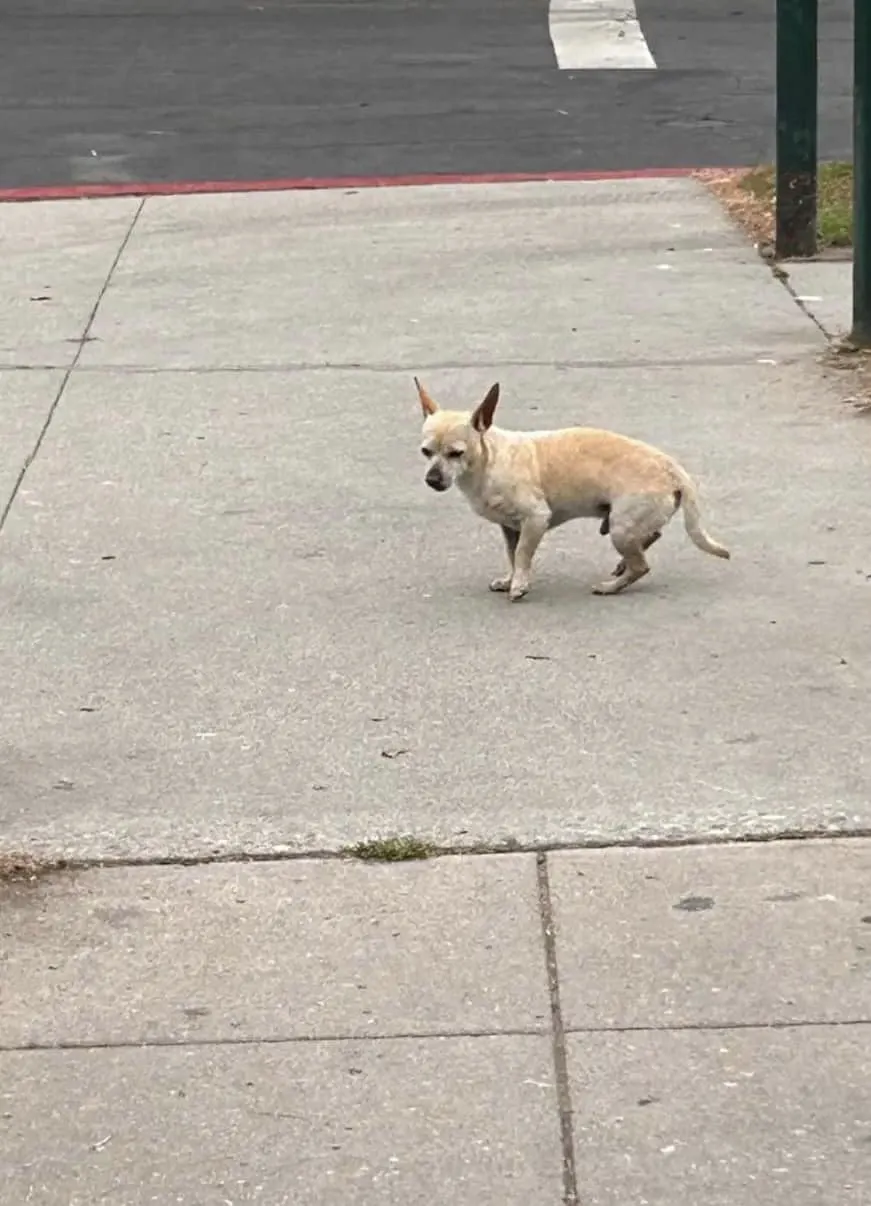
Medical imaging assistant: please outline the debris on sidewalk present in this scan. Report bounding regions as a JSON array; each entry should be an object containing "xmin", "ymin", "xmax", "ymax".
[{"xmin": 0, "ymin": 852, "xmax": 51, "ymax": 884}]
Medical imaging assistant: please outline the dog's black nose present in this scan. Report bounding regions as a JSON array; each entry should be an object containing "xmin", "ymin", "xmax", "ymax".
[{"xmin": 426, "ymin": 476, "xmax": 449, "ymax": 492}]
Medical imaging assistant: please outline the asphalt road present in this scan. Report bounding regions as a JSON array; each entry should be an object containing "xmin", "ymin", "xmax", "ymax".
[{"xmin": 0, "ymin": 0, "xmax": 854, "ymax": 191}]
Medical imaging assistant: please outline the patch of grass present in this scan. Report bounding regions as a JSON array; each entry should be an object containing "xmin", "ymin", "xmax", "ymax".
[
  {"xmin": 346, "ymin": 836, "xmax": 438, "ymax": 862},
  {"xmin": 696, "ymin": 161, "xmax": 853, "ymax": 254},
  {"xmin": 815, "ymin": 161, "xmax": 852, "ymax": 248}
]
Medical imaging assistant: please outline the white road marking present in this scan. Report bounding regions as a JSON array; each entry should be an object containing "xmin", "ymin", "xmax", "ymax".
[{"xmin": 548, "ymin": 0, "xmax": 657, "ymax": 70}]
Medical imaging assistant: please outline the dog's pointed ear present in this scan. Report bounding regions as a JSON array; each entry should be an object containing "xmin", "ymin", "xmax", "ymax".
[
  {"xmin": 414, "ymin": 377, "xmax": 439, "ymax": 418},
  {"xmin": 471, "ymin": 383, "xmax": 500, "ymax": 432}
]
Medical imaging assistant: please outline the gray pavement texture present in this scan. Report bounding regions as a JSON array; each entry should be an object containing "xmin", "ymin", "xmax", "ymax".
[
  {"xmin": 785, "ymin": 258, "xmax": 854, "ymax": 341},
  {"xmin": 4, "ymin": 176, "xmax": 871, "ymax": 1202},
  {"xmin": 2, "ymin": 177, "xmax": 871, "ymax": 861},
  {"xmin": 3, "ymin": 843, "xmax": 871, "ymax": 1204},
  {"xmin": 0, "ymin": 0, "xmax": 853, "ymax": 188}
]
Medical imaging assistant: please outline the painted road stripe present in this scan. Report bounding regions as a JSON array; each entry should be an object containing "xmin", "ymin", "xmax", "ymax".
[{"xmin": 548, "ymin": 0, "xmax": 657, "ymax": 69}]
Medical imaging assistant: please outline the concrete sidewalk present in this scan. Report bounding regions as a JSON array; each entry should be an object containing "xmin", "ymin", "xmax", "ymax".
[
  {"xmin": 3, "ymin": 176, "xmax": 871, "ymax": 1203},
  {"xmin": 781, "ymin": 256, "xmax": 853, "ymax": 341},
  {"xmin": 3, "ymin": 841, "xmax": 871, "ymax": 1204},
  {"xmin": 2, "ymin": 178, "xmax": 870, "ymax": 860}
]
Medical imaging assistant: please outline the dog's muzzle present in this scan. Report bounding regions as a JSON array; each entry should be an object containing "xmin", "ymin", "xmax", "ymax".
[{"xmin": 425, "ymin": 468, "xmax": 449, "ymax": 492}]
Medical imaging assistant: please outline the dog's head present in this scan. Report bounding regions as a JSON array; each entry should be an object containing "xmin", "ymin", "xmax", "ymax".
[{"xmin": 414, "ymin": 378, "xmax": 501, "ymax": 493}]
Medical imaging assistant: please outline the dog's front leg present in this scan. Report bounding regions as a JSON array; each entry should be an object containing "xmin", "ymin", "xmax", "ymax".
[
  {"xmin": 507, "ymin": 511, "xmax": 550, "ymax": 602},
  {"xmin": 489, "ymin": 525, "xmax": 519, "ymax": 593}
]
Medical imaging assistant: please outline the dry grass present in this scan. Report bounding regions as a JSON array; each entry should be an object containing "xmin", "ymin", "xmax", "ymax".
[
  {"xmin": 696, "ymin": 167, "xmax": 778, "ymax": 253},
  {"xmin": 696, "ymin": 162, "xmax": 853, "ymax": 256}
]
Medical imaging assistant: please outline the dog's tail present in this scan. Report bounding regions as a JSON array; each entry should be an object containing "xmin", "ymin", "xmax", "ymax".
[{"xmin": 673, "ymin": 470, "xmax": 731, "ymax": 561}]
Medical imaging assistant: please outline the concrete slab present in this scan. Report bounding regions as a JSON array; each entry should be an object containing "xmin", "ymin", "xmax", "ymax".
[
  {"xmin": 0, "ymin": 1035, "xmax": 563, "ymax": 1206},
  {"xmin": 1, "ymin": 351, "xmax": 870, "ymax": 858},
  {"xmin": 549, "ymin": 841, "xmax": 871, "ymax": 1030},
  {"xmin": 568, "ymin": 1027, "xmax": 871, "ymax": 1205},
  {"xmin": 785, "ymin": 259, "xmax": 852, "ymax": 339},
  {"xmin": 0, "ymin": 198, "xmax": 138, "ymax": 367},
  {"xmin": 0, "ymin": 856, "xmax": 547, "ymax": 1047},
  {"xmin": 0, "ymin": 369, "xmax": 64, "ymax": 510},
  {"xmin": 80, "ymin": 180, "xmax": 822, "ymax": 370}
]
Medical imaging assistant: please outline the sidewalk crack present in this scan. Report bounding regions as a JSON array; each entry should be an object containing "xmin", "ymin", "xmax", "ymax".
[
  {"xmin": 0, "ymin": 198, "xmax": 145, "ymax": 533},
  {"xmin": 537, "ymin": 851, "xmax": 579, "ymax": 1206}
]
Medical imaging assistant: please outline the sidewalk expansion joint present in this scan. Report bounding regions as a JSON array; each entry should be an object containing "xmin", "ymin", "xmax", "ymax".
[
  {"xmin": 46, "ymin": 352, "xmax": 803, "ymax": 375},
  {"xmin": 4, "ymin": 1017, "xmax": 869, "ymax": 1058},
  {"xmin": 27, "ymin": 826, "xmax": 871, "ymax": 876},
  {"xmin": 0, "ymin": 1027, "xmax": 545, "ymax": 1055},
  {"xmin": 537, "ymin": 852, "xmax": 580, "ymax": 1206}
]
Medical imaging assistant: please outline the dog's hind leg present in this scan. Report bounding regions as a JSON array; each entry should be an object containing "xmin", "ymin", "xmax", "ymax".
[
  {"xmin": 594, "ymin": 542, "xmax": 650, "ymax": 595},
  {"xmin": 490, "ymin": 525, "xmax": 519, "ymax": 593},
  {"xmin": 611, "ymin": 529, "xmax": 662, "ymax": 579},
  {"xmin": 593, "ymin": 494, "xmax": 677, "ymax": 596}
]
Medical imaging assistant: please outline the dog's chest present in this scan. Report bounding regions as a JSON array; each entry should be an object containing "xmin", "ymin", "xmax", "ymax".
[{"xmin": 464, "ymin": 488, "xmax": 524, "ymax": 530}]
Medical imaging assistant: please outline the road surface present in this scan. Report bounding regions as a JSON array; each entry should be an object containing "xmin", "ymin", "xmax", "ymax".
[{"xmin": 0, "ymin": 0, "xmax": 853, "ymax": 193}]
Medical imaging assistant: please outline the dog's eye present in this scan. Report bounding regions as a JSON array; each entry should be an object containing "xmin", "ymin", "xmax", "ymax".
[
  {"xmin": 421, "ymin": 447, "xmax": 434, "ymax": 459},
  {"xmin": 445, "ymin": 448, "xmax": 464, "ymax": 460}
]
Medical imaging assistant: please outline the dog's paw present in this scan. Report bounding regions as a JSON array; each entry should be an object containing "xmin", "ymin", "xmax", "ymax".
[
  {"xmin": 592, "ymin": 578, "xmax": 622, "ymax": 596},
  {"xmin": 489, "ymin": 575, "xmax": 512, "ymax": 593},
  {"xmin": 508, "ymin": 581, "xmax": 529, "ymax": 602}
]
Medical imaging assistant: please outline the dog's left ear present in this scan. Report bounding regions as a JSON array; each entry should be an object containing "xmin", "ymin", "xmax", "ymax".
[
  {"xmin": 414, "ymin": 377, "xmax": 439, "ymax": 418},
  {"xmin": 471, "ymin": 383, "xmax": 500, "ymax": 432}
]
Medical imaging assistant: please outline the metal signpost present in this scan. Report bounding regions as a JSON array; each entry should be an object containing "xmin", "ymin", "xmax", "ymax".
[
  {"xmin": 775, "ymin": 0, "xmax": 818, "ymax": 259},
  {"xmin": 851, "ymin": 0, "xmax": 871, "ymax": 346},
  {"xmin": 775, "ymin": 1, "xmax": 871, "ymax": 348}
]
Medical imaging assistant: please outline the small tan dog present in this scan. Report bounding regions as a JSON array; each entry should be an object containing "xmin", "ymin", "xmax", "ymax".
[{"xmin": 415, "ymin": 377, "xmax": 730, "ymax": 600}]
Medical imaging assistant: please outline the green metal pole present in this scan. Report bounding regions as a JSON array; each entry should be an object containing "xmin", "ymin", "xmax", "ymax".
[
  {"xmin": 852, "ymin": 0, "xmax": 871, "ymax": 345},
  {"xmin": 775, "ymin": 0, "xmax": 818, "ymax": 258}
]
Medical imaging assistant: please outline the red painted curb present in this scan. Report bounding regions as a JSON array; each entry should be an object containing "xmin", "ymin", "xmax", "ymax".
[{"xmin": 0, "ymin": 167, "xmax": 699, "ymax": 203}]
